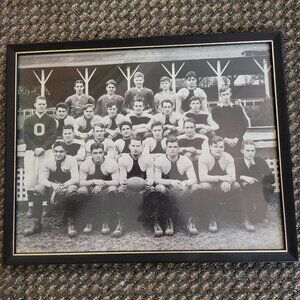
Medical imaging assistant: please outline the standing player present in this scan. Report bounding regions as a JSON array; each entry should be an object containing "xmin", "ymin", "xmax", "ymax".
[
  {"xmin": 211, "ymin": 85, "xmax": 248, "ymax": 157},
  {"xmin": 55, "ymin": 102, "xmax": 75, "ymax": 139},
  {"xmin": 114, "ymin": 121, "xmax": 133, "ymax": 158},
  {"xmin": 183, "ymin": 96, "xmax": 219, "ymax": 135},
  {"xmin": 197, "ymin": 136, "xmax": 254, "ymax": 233},
  {"xmin": 23, "ymin": 141, "xmax": 79, "ymax": 237},
  {"xmin": 96, "ymin": 79, "xmax": 125, "ymax": 117},
  {"xmin": 78, "ymin": 142, "xmax": 120, "ymax": 236},
  {"xmin": 124, "ymin": 72, "xmax": 155, "ymax": 114},
  {"xmin": 176, "ymin": 71, "xmax": 207, "ymax": 114},
  {"xmin": 118, "ymin": 137, "xmax": 155, "ymax": 234},
  {"xmin": 235, "ymin": 140, "xmax": 274, "ymax": 227},
  {"xmin": 73, "ymin": 104, "xmax": 102, "ymax": 141},
  {"xmin": 65, "ymin": 80, "xmax": 95, "ymax": 118},
  {"xmin": 151, "ymin": 137, "xmax": 198, "ymax": 236},
  {"xmin": 23, "ymin": 95, "xmax": 57, "ymax": 218},
  {"xmin": 154, "ymin": 76, "xmax": 177, "ymax": 112}
]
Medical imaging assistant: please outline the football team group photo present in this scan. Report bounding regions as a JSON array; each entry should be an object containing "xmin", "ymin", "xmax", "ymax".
[{"xmin": 15, "ymin": 43, "xmax": 285, "ymax": 253}]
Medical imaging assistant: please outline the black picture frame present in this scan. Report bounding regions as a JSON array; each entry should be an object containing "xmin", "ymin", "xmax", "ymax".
[{"xmin": 3, "ymin": 31, "xmax": 298, "ymax": 265}]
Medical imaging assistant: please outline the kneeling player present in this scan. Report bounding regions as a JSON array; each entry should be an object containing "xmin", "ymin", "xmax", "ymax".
[
  {"xmin": 23, "ymin": 141, "xmax": 79, "ymax": 237},
  {"xmin": 151, "ymin": 137, "xmax": 198, "ymax": 236},
  {"xmin": 78, "ymin": 142, "xmax": 120, "ymax": 236},
  {"xmin": 197, "ymin": 136, "xmax": 254, "ymax": 233}
]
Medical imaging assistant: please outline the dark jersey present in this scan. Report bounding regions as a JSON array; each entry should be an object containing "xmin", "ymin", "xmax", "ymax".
[
  {"xmin": 23, "ymin": 113, "xmax": 57, "ymax": 151},
  {"xmin": 185, "ymin": 112, "xmax": 209, "ymax": 126},
  {"xmin": 78, "ymin": 117, "xmax": 93, "ymax": 133},
  {"xmin": 49, "ymin": 160, "xmax": 71, "ymax": 184},
  {"xmin": 128, "ymin": 158, "xmax": 146, "ymax": 179},
  {"xmin": 65, "ymin": 94, "xmax": 95, "ymax": 118},
  {"xmin": 182, "ymin": 89, "xmax": 195, "ymax": 112},
  {"xmin": 65, "ymin": 142, "xmax": 81, "ymax": 157},
  {"xmin": 129, "ymin": 115, "xmax": 151, "ymax": 126},
  {"xmin": 178, "ymin": 136, "xmax": 206, "ymax": 150},
  {"xmin": 208, "ymin": 158, "xmax": 227, "ymax": 176},
  {"xmin": 162, "ymin": 158, "xmax": 188, "ymax": 181},
  {"xmin": 152, "ymin": 140, "xmax": 165, "ymax": 154},
  {"xmin": 124, "ymin": 87, "xmax": 154, "ymax": 111},
  {"xmin": 87, "ymin": 162, "xmax": 112, "ymax": 181},
  {"xmin": 96, "ymin": 94, "xmax": 124, "ymax": 117}
]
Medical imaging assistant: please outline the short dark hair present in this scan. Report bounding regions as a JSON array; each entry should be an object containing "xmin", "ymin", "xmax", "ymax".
[
  {"xmin": 151, "ymin": 121, "xmax": 163, "ymax": 130},
  {"xmin": 62, "ymin": 124, "xmax": 74, "ymax": 132},
  {"xmin": 160, "ymin": 76, "xmax": 170, "ymax": 83},
  {"xmin": 119, "ymin": 121, "xmax": 132, "ymax": 130},
  {"xmin": 219, "ymin": 85, "xmax": 231, "ymax": 94},
  {"xmin": 166, "ymin": 136, "xmax": 178, "ymax": 146},
  {"xmin": 134, "ymin": 72, "xmax": 144, "ymax": 79},
  {"xmin": 185, "ymin": 71, "xmax": 197, "ymax": 80},
  {"xmin": 90, "ymin": 142, "xmax": 104, "ymax": 153},
  {"xmin": 130, "ymin": 136, "xmax": 143, "ymax": 144},
  {"xmin": 53, "ymin": 140, "xmax": 67, "ymax": 151},
  {"xmin": 83, "ymin": 104, "xmax": 95, "ymax": 111},
  {"xmin": 161, "ymin": 99, "xmax": 174, "ymax": 107},
  {"xmin": 106, "ymin": 101, "xmax": 117, "ymax": 109},
  {"xmin": 183, "ymin": 118, "xmax": 196, "ymax": 127},
  {"xmin": 209, "ymin": 135, "xmax": 224, "ymax": 146},
  {"xmin": 93, "ymin": 123, "xmax": 105, "ymax": 130},
  {"xmin": 242, "ymin": 140, "xmax": 256, "ymax": 149},
  {"xmin": 106, "ymin": 79, "xmax": 117, "ymax": 87},
  {"xmin": 35, "ymin": 95, "xmax": 47, "ymax": 103},
  {"xmin": 75, "ymin": 80, "xmax": 84, "ymax": 86},
  {"xmin": 56, "ymin": 102, "xmax": 68, "ymax": 110},
  {"xmin": 133, "ymin": 95, "xmax": 145, "ymax": 104}
]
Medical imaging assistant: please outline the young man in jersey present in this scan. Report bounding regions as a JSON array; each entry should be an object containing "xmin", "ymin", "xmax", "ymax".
[
  {"xmin": 124, "ymin": 72, "xmax": 155, "ymax": 114},
  {"xmin": 127, "ymin": 96, "xmax": 152, "ymax": 137},
  {"xmin": 96, "ymin": 79, "xmax": 125, "ymax": 117},
  {"xmin": 23, "ymin": 95, "xmax": 57, "ymax": 218},
  {"xmin": 235, "ymin": 140, "xmax": 274, "ymax": 226},
  {"xmin": 85, "ymin": 123, "xmax": 115, "ymax": 159},
  {"xmin": 55, "ymin": 102, "xmax": 75, "ymax": 139},
  {"xmin": 176, "ymin": 71, "xmax": 207, "ymax": 114},
  {"xmin": 152, "ymin": 137, "xmax": 198, "ymax": 236},
  {"xmin": 114, "ymin": 121, "xmax": 133, "ymax": 159},
  {"xmin": 154, "ymin": 76, "xmax": 177, "ymax": 112},
  {"xmin": 183, "ymin": 96, "xmax": 219, "ymax": 135},
  {"xmin": 197, "ymin": 136, "xmax": 254, "ymax": 233},
  {"xmin": 73, "ymin": 104, "xmax": 102, "ymax": 141},
  {"xmin": 100, "ymin": 101, "xmax": 129, "ymax": 140},
  {"xmin": 65, "ymin": 80, "xmax": 95, "ymax": 118},
  {"xmin": 211, "ymin": 85, "xmax": 248, "ymax": 157},
  {"xmin": 62, "ymin": 124, "xmax": 85, "ymax": 163},
  {"xmin": 78, "ymin": 142, "xmax": 120, "ymax": 236},
  {"xmin": 151, "ymin": 100, "xmax": 182, "ymax": 137},
  {"xmin": 118, "ymin": 137, "xmax": 155, "ymax": 234},
  {"xmin": 23, "ymin": 141, "xmax": 79, "ymax": 237},
  {"xmin": 142, "ymin": 122, "xmax": 166, "ymax": 160}
]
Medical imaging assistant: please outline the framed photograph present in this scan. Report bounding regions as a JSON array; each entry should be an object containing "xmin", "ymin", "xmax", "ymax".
[{"xmin": 4, "ymin": 31, "xmax": 298, "ymax": 265}]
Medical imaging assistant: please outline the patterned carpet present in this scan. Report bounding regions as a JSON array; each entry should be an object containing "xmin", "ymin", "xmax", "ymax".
[{"xmin": 0, "ymin": 1, "xmax": 299, "ymax": 298}]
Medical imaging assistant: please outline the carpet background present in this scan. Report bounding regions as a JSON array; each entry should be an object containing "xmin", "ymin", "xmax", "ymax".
[{"xmin": 0, "ymin": 0, "xmax": 299, "ymax": 298}]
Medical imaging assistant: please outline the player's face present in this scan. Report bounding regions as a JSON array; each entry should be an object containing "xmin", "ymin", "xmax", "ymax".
[
  {"xmin": 133, "ymin": 76, "xmax": 144, "ymax": 88},
  {"xmin": 166, "ymin": 142, "xmax": 179, "ymax": 157},
  {"xmin": 184, "ymin": 121, "xmax": 196, "ymax": 137},
  {"xmin": 160, "ymin": 80, "xmax": 171, "ymax": 91},
  {"xmin": 121, "ymin": 125, "xmax": 132, "ymax": 138},
  {"xmin": 210, "ymin": 141, "xmax": 225, "ymax": 158},
  {"xmin": 152, "ymin": 125, "xmax": 163, "ymax": 140},
  {"xmin": 107, "ymin": 105, "xmax": 118, "ymax": 117},
  {"xmin": 190, "ymin": 100, "xmax": 201, "ymax": 112},
  {"xmin": 162, "ymin": 102, "xmax": 173, "ymax": 115},
  {"xmin": 83, "ymin": 107, "xmax": 94, "ymax": 119},
  {"xmin": 94, "ymin": 126, "xmax": 105, "ymax": 140},
  {"xmin": 62, "ymin": 129, "xmax": 74, "ymax": 143},
  {"xmin": 133, "ymin": 101, "xmax": 144, "ymax": 114},
  {"xmin": 129, "ymin": 140, "xmax": 142, "ymax": 155},
  {"xmin": 242, "ymin": 144, "xmax": 256, "ymax": 160},
  {"xmin": 92, "ymin": 148, "xmax": 105, "ymax": 163},
  {"xmin": 34, "ymin": 99, "xmax": 47, "ymax": 114},
  {"xmin": 106, "ymin": 84, "xmax": 116, "ymax": 95},
  {"xmin": 186, "ymin": 76, "xmax": 197, "ymax": 89},
  {"xmin": 53, "ymin": 146, "xmax": 66, "ymax": 161},
  {"xmin": 74, "ymin": 83, "xmax": 84, "ymax": 94},
  {"xmin": 220, "ymin": 89, "xmax": 232, "ymax": 105},
  {"xmin": 56, "ymin": 107, "xmax": 68, "ymax": 119}
]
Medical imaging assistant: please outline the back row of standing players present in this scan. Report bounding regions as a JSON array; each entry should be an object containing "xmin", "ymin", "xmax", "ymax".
[{"xmin": 22, "ymin": 71, "xmax": 274, "ymax": 238}]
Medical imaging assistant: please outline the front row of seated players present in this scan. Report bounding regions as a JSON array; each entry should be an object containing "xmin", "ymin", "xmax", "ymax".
[{"xmin": 23, "ymin": 130, "xmax": 274, "ymax": 238}]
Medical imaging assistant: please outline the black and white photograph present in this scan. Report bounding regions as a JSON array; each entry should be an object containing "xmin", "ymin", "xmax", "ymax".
[{"xmin": 4, "ymin": 33, "xmax": 297, "ymax": 264}]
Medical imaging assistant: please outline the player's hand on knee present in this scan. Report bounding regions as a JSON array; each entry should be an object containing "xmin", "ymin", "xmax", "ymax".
[
  {"xmin": 52, "ymin": 183, "xmax": 66, "ymax": 195},
  {"xmin": 220, "ymin": 181, "xmax": 231, "ymax": 193},
  {"xmin": 170, "ymin": 180, "xmax": 181, "ymax": 189},
  {"xmin": 94, "ymin": 179, "xmax": 106, "ymax": 188},
  {"xmin": 92, "ymin": 185, "xmax": 103, "ymax": 194},
  {"xmin": 34, "ymin": 147, "xmax": 45, "ymax": 157}
]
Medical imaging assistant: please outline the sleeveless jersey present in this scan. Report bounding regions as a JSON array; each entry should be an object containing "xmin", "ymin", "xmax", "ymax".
[
  {"xmin": 152, "ymin": 139, "xmax": 164, "ymax": 154},
  {"xmin": 182, "ymin": 89, "xmax": 195, "ymax": 112},
  {"xmin": 185, "ymin": 112, "xmax": 209, "ymax": 126},
  {"xmin": 162, "ymin": 158, "xmax": 188, "ymax": 181},
  {"xmin": 128, "ymin": 157, "xmax": 146, "ymax": 179},
  {"xmin": 65, "ymin": 143, "xmax": 81, "ymax": 157},
  {"xmin": 78, "ymin": 117, "xmax": 93, "ymax": 133},
  {"xmin": 129, "ymin": 115, "xmax": 151, "ymax": 126},
  {"xmin": 86, "ymin": 162, "xmax": 112, "ymax": 181},
  {"xmin": 49, "ymin": 160, "xmax": 71, "ymax": 184},
  {"xmin": 208, "ymin": 158, "xmax": 227, "ymax": 176}
]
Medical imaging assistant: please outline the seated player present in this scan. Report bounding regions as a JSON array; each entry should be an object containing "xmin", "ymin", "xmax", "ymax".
[
  {"xmin": 55, "ymin": 102, "xmax": 75, "ymax": 139},
  {"xmin": 176, "ymin": 71, "xmax": 207, "ymax": 114},
  {"xmin": 151, "ymin": 99, "xmax": 182, "ymax": 136},
  {"xmin": 124, "ymin": 72, "xmax": 155, "ymax": 114},
  {"xmin": 100, "ymin": 101, "xmax": 129, "ymax": 140},
  {"xmin": 198, "ymin": 136, "xmax": 254, "ymax": 233},
  {"xmin": 114, "ymin": 121, "xmax": 133, "ymax": 159},
  {"xmin": 183, "ymin": 95, "xmax": 219, "ymax": 135},
  {"xmin": 127, "ymin": 95, "xmax": 152, "ymax": 137},
  {"xmin": 96, "ymin": 79, "xmax": 125, "ymax": 117},
  {"xmin": 142, "ymin": 122, "xmax": 166, "ymax": 160},
  {"xmin": 118, "ymin": 137, "xmax": 155, "ymax": 233},
  {"xmin": 211, "ymin": 85, "xmax": 248, "ymax": 157},
  {"xmin": 151, "ymin": 137, "xmax": 198, "ymax": 236},
  {"xmin": 23, "ymin": 141, "xmax": 79, "ymax": 237},
  {"xmin": 235, "ymin": 140, "xmax": 275, "ymax": 227},
  {"xmin": 154, "ymin": 76, "xmax": 177, "ymax": 112},
  {"xmin": 78, "ymin": 142, "xmax": 120, "ymax": 236},
  {"xmin": 73, "ymin": 104, "xmax": 102, "ymax": 141},
  {"xmin": 65, "ymin": 80, "xmax": 95, "ymax": 118},
  {"xmin": 61, "ymin": 125, "xmax": 85, "ymax": 163},
  {"xmin": 85, "ymin": 123, "xmax": 115, "ymax": 159}
]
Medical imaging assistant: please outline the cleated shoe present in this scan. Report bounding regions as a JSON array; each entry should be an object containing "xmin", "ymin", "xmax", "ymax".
[
  {"xmin": 165, "ymin": 218, "xmax": 174, "ymax": 236},
  {"xmin": 83, "ymin": 223, "xmax": 93, "ymax": 234}
]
